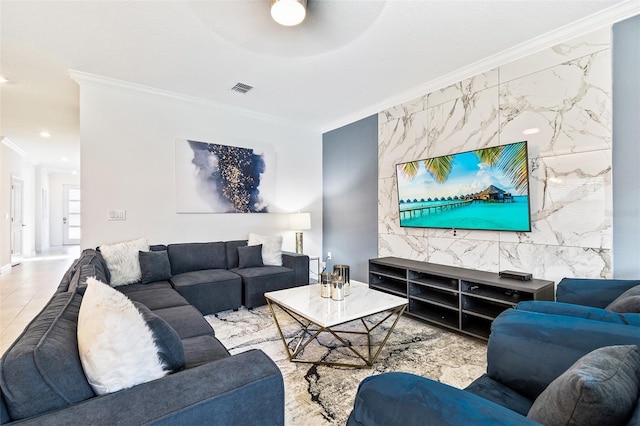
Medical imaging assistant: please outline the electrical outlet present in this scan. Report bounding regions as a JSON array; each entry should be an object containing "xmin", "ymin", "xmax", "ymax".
[{"xmin": 327, "ymin": 251, "xmax": 332, "ymax": 260}]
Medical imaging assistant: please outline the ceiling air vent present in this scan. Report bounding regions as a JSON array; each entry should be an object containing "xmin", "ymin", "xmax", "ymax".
[{"xmin": 231, "ymin": 82, "xmax": 254, "ymax": 94}]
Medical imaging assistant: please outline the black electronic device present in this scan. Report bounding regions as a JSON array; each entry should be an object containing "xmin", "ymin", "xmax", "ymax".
[{"xmin": 499, "ymin": 270, "xmax": 533, "ymax": 281}]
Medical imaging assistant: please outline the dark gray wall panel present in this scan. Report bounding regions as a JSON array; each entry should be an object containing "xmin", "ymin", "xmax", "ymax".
[{"xmin": 323, "ymin": 115, "xmax": 378, "ymax": 282}]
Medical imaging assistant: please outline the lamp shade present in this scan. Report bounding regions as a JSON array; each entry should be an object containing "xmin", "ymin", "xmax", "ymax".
[
  {"xmin": 289, "ymin": 212, "xmax": 311, "ymax": 230},
  {"xmin": 270, "ymin": 0, "xmax": 307, "ymax": 26}
]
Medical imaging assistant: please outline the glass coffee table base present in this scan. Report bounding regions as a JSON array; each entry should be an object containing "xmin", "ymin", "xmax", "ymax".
[{"xmin": 266, "ymin": 300, "xmax": 407, "ymax": 369}]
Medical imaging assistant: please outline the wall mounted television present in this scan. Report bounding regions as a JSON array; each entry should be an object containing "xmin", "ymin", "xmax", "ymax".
[{"xmin": 396, "ymin": 141, "xmax": 531, "ymax": 232}]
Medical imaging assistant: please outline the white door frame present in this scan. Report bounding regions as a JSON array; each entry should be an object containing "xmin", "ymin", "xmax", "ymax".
[{"xmin": 10, "ymin": 176, "xmax": 25, "ymax": 265}]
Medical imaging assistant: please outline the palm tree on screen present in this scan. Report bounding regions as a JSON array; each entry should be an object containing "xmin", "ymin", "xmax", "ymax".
[{"xmin": 398, "ymin": 142, "xmax": 528, "ymax": 193}]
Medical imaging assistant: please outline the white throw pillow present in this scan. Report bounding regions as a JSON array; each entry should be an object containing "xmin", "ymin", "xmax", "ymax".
[
  {"xmin": 77, "ymin": 278, "xmax": 168, "ymax": 395},
  {"xmin": 99, "ymin": 238, "xmax": 149, "ymax": 286},
  {"xmin": 248, "ymin": 233, "xmax": 282, "ymax": 266}
]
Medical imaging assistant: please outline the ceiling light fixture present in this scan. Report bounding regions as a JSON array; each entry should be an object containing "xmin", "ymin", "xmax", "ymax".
[
  {"xmin": 522, "ymin": 128, "xmax": 540, "ymax": 135},
  {"xmin": 0, "ymin": 76, "xmax": 8, "ymax": 84},
  {"xmin": 270, "ymin": 0, "xmax": 306, "ymax": 26},
  {"xmin": 40, "ymin": 131, "xmax": 51, "ymax": 138}
]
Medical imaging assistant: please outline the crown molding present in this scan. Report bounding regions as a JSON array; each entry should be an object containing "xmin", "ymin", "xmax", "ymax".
[
  {"xmin": 1, "ymin": 136, "xmax": 26, "ymax": 156},
  {"xmin": 321, "ymin": 1, "xmax": 640, "ymax": 133},
  {"xmin": 68, "ymin": 70, "xmax": 308, "ymax": 130}
]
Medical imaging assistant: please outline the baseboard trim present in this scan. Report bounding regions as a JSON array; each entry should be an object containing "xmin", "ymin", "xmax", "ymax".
[{"xmin": 0, "ymin": 263, "xmax": 12, "ymax": 274}]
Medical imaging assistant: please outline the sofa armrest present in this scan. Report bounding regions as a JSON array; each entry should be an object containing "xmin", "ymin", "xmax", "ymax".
[
  {"xmin": 282, "ymin": 251, "xmax": 309, "ymax": 285},
  {"xmin": 347, "ymin": 372, "xmax": 538, "ymax": 426},
  {"xmin": 556, "ymin": 278, "xmax": 640, "ymax": 308},
  {"xmin": 8, "ymin": 349, "xmax": 283, "ymax": 426},
  {"xmin": 487, "ymin": 309, "xmax": 640, "ymax": 400},
  {"xmin": 516, "ymin": 301, "xmax": 640, "ymax": 326}
]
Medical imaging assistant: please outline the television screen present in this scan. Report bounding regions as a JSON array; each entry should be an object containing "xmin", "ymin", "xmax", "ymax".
[{"xmin": 396, "ymin": 141, "xmax": 531, "ymax": 232}]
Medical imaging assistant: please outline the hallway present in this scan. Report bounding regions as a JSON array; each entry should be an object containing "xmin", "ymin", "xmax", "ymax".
[{"xmin": 0, "ymin": 246, "xmax": 80, "ymax": 354}]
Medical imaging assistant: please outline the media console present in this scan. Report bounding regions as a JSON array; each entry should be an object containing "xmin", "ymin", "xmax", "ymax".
[{"xmin": 368, "ymin": 257, "xmax": 554, "ymax": 340}]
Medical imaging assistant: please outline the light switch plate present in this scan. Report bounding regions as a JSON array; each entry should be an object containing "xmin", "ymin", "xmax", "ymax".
[{"xmin": 108, "ymin": 210, "xmax": 126, "ymax": 221}]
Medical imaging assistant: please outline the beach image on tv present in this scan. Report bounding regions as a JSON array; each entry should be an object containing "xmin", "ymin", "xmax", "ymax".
[{"xmin": 396, "ymin": 141, "xmax": 531, "ymax": 232}]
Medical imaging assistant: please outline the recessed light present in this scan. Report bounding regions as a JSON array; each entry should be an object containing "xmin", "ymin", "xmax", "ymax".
[
  {"xmin": 522, "ymin": 128, "xmax": 540, "ymax": 135},
  {"xmin": 40, "ymin": 131, "xmax": 51, "ymax": 138},
  {"xmin": 71, "ymin": 170, "xmax": 78, "ymax": 175},
  {"xmin": 61, "ymin": 157, "xmax": 68, "ymax": 162},
  {"xmin": 0, "ymin": 76, "xmax": 8, "ymax": 84}
]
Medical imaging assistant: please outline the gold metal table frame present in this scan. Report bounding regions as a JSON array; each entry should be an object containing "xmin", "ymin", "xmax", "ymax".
[{"xmin": 266, "ymin": 299, "xmax": 407, "ymax": 369}]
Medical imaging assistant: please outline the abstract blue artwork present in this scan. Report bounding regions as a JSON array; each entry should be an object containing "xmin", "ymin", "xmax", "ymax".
[{"xmin": 175, "ymin": 139, "xmax": 273, "ymax": 213}]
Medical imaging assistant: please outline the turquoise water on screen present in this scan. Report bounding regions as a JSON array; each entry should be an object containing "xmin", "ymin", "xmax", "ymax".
[{"xmin": 399, "ymin": 196, "xmax": 530, "ymax": 231}]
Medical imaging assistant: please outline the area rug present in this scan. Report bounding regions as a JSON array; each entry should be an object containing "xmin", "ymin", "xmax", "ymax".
[{"xmin": 206, "ymin": 306, "xmax": 487, "ymax": 425}]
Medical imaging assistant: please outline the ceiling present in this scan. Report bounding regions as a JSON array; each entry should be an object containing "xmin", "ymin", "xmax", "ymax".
[{"xmin": 1, "ymin": 0, "xmax": 637, "ymax": 172}]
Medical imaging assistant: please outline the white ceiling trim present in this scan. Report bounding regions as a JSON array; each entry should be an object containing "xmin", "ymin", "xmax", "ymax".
[
  {"xmin": 1, "ymin": 137, "xmax": 27, "ymax": 157},
  {"xmin": 68, "ymin": 70, "xmax": 310, "ymax": 131},
  {"xmin": 321, "ymin": 0, "xmax": 640, "ymax": 133}
]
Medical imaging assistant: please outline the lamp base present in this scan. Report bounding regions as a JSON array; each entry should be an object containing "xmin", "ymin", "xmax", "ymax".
[{"xmin": 295, "ymin": 232, "xmax": 303, "ymax": 254}]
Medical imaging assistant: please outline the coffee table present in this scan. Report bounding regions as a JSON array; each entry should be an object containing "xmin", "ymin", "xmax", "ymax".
[{"xmin": 265, "ymin": 281, "xmax": 407, "ymax": 368}]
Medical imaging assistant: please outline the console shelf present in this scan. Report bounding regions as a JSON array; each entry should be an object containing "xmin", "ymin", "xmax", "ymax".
[{"xmin": 369, "ymin": 257, "xmax": 554, "ymax": 340}]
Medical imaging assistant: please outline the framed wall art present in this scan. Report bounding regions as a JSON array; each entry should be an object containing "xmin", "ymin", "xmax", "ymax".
[{"xmin": 175, "ymin": 139, "xmax": 276, "ymax": 213}]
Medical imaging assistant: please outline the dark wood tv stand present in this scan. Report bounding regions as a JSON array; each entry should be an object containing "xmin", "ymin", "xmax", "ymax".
[{"xmin": 368, "ymin": 257, "xmax": 555, "ymax": 340}]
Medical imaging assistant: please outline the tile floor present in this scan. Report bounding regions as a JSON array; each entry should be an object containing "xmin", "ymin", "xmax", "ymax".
[{"xmin": 0, "ymin": 246, "xmax": 80, "ymax": 355}]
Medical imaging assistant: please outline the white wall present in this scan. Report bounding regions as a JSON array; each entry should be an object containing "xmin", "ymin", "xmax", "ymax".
[
  {"xmin": 0, "ymin": 141, "xmax": 36, "ymax": 268},
  {"xmin": 76, "ymin": 79, "xmax": 323, "ymax": 254},
  {"xmin": 49, "ymin": 172, "xmax": 80, "ymax": 246},
  {"xmin": 378, "ymin": 28, "xmax": 613, "ymax": 285}
]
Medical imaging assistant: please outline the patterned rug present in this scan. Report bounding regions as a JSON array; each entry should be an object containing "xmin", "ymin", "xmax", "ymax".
[{"xmin": 206, "ymin": 305, "xmax": 487, "ymax": 425}]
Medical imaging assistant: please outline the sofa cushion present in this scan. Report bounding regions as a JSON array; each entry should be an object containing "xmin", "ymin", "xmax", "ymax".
[
  {"xmin": 78, "ymin": 279, "xmax": 183, "ymax": 395},
  {"xmin": 465, "ymin": 374, "xmax": 534, "ymax": 416},
  {"xmin": 139, "ymin": 250, "xmax": 172, "ymax": 284},
  {"xmin": 0, "ymin": 292, "xmax": 95, "ymax": 421},
  {"xmin": 226, "ymin": 240, "xmax": 248, "ymax": 269},
  {"xmin": 152, "ymin": 305, "xmax": 215, "ymax": 339},
  {"xmin": 248, "ymin": 233, "xmax": 282, "ymax": 266},
  {"xmin": 606, "ymin": 285, "xmax": 640, "ymax": 313},
  {"xmin": 99, "ymin": 238, "xmax": 149, "ymax": 286},
  {"xmin": 238, "ymin": 244, "xmax": 264, "ymax": 269},
  {"xmin": 527, "ymin": 345, "xmax": 640, "ymax": 425},
  {"xmin": 170, "ymin": 269, "xmax": 242, "ymax": 315},
  {"xmin": 167, "ymin": 242, "xmax": 227, "ymax": 275},
  {"xmin": 517, "ymin": 301, "xmax": 640, "ymax": 326},
  {"xmin": 116, "ymin": 280, "xmax": 172, "ymax": 294},
  {"xmin": 233, "ymin": 266, "xmax": 295, "ymax": 308},
  {"xmin": 181, "ymin": 335, "xmax": 230, "ymax": 369},
  {"xmin": 120, "ymin": 286, "xmax": 190, "ymax": 310}
]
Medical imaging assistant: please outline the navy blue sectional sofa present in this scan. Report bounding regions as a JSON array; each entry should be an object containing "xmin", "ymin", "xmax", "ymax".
[
  {"xmin": 348, "ymin": 278, "xmax": 640, "ymax": 426},
  {"xmin": 0, "ymin": 241, "xmax": 308, "ymax": 425}
]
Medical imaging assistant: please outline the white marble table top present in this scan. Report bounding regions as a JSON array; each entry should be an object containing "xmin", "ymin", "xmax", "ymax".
[{"xmin": 265, "ymin": 281, "xmax": 407, "ymax": 328}]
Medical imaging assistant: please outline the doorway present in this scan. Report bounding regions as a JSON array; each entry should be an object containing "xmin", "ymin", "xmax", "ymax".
[
  {"xmin": 10, "ymin": 177, "xmax": 24, "ymax": 265},
  {"xmin": 63, "ymin": 185, "xmax": 81, "ymax": 245}
]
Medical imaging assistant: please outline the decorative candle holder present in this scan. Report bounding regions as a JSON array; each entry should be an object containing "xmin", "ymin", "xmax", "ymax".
[
  {"xmin": 320, "ymin": 272, "xmax": 331, "ymax": 298},
  {"xmin": 333, "ymin": 264, "xmax": 350, "ymax": 296},
  {"xmin": 330, "ymin": 273, "xmax": 345, "ymax": 301}
]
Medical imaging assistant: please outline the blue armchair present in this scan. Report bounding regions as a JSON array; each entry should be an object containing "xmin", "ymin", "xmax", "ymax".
[{"xmin": 347, "ymin": 308, "xmax": 640, "ymax": 426}]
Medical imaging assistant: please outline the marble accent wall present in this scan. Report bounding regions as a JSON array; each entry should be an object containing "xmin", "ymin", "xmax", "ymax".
[{"xmin": 378, "ymin": 29, "xmax": 612, "ymax": 285}]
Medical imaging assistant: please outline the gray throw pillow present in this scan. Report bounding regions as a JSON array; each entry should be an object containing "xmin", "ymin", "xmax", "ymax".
[
  {"xmin": 139, "ymin": 250, "xmax": 172, "ymax": 284},
  {"xmin": 606, "ymin": 285, "xmax": 640, "ymax": 313},
  {"xmin": 238, "ymin": 244, "xmax": 264, "ymax": 269},
  {"xmin": 527, "ymin": 345, "xmax": 640, "ymax": 426}
]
